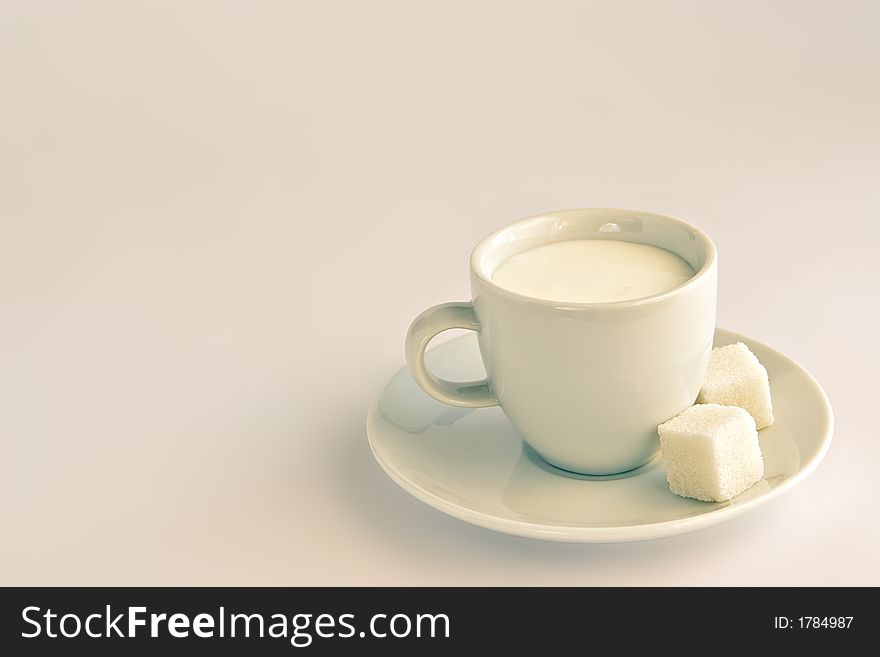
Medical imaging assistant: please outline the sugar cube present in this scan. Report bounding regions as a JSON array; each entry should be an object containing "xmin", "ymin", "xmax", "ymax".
[
  {"xmin": 658, "ymin": 403, "xmax": 764, "ymax": 502},
  {"xmin": 698, "ymin": 342, "xmax": 774, "ymax": 429}
]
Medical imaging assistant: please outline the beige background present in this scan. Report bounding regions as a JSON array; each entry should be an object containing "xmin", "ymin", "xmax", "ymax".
[{"xmin": 1, "ymin": 1, "xmax": 877, "ymax": 585}]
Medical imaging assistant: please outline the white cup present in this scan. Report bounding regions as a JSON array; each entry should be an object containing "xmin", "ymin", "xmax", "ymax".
[{"xmin": 406, "ymin": 208, "xmax": 717, "ymax": 475}]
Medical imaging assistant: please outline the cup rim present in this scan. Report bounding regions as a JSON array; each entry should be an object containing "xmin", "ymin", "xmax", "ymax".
[{"xmin": 469, "ymin": 208, "xmax": 717, "ymax": 309}]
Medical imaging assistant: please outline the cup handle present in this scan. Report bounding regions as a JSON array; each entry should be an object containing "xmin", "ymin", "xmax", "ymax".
[{"xmin": 405, "ymin": 302, "xmax": 498, "ymax": 408}]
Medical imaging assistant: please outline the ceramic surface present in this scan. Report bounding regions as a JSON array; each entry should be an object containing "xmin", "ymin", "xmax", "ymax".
[
  {"xmin": 406, "ymin": 208, "xmax": 717, "ymax": 474},
  {"xmin": 369, "ymin": 328, "xmax": 833, "ymax": 543}
]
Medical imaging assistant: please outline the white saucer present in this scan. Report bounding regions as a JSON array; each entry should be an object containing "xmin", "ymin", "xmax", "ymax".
[{"xmin": 367, "ymin": 328, "xmax": 833, "ymax": 542}]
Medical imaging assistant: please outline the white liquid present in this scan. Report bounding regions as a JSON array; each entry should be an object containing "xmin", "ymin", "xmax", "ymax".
[{"xmin": 491, "ymin": 239, "xmax": 694, "ymax": 303}]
